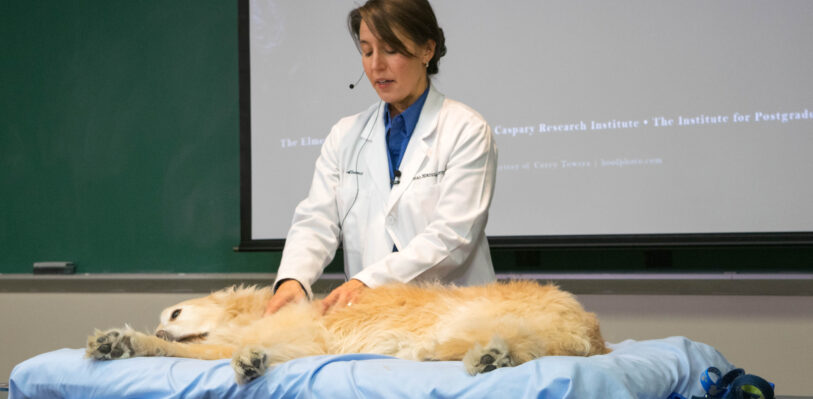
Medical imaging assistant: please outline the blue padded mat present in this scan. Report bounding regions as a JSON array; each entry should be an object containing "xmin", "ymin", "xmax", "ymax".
[{"xmin": 10, "ymin": 336, "xmax": 734, "ymax": 399}]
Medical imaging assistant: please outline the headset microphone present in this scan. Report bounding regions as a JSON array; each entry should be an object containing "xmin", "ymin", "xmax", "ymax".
[{"xmin": 349, "ymin": 71, "xmax": 365, "ymax": 89}]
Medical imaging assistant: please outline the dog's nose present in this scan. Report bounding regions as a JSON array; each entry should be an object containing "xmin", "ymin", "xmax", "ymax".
[{"xmin": 155, "ymin": 330, "xmax": 171, "ymax": 341}]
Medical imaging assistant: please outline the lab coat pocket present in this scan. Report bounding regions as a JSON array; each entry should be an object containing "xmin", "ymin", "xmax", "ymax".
[{"xmin": 400, "ymin": 180, "xmax": 442, "ymax": 231}]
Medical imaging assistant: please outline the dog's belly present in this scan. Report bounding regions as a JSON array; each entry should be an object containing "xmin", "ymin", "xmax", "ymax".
[
  {"xmin": 320, "ymin": 281, "xmax": 609, "ymax": 361},
  {"xmin": 324, "ymin": 309, "xmax": 442, "ymax": 359},
  {"xmin": 322, "ymin": 286, "xmax": 452, "ymax": 359}
]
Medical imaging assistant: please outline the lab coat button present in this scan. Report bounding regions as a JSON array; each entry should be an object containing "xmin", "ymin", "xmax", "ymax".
[{"xmin": 387, "ymin": 215, "xmax": 396, "ymax": 224}]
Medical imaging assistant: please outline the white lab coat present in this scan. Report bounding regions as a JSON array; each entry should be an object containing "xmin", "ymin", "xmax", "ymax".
[{"xmin": 275, "ymin": 86, "xmax": 497, "ymax": 298}]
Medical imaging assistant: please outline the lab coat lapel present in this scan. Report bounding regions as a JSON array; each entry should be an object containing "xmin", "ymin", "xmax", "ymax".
[
  {"xmin": 386, "ymin": 86, "xmax": 445, "ymax": 213},
  {"xmin": 360, "ymin": 101, "xmax": 390, "ymax": 195}
]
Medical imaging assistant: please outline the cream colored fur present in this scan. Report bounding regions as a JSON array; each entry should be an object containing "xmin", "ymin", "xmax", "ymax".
[{"xmin": 86, "ymin": 280, "xmax": 609, "ymax": 383}]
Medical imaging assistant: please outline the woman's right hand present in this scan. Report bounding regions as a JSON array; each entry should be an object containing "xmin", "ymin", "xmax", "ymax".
[{"xmin": 264, "ymin": 279, "xmax": 307, "ymax": 316}]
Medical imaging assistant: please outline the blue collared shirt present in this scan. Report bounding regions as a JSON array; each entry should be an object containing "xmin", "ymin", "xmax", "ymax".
[{"xmin": 384, "ymin": 86, "xmax": 430, "ymax": 185}]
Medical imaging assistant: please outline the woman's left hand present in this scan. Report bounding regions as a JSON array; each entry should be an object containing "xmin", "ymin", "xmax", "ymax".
[{"xmin": 321, "ymin": 279, "xmax": 367, "ymax": 314}]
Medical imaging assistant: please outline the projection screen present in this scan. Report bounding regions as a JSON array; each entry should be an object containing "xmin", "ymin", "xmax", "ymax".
[{"xmin": 240, "ymin": 0, "xmax": 813, "ymax": 249}]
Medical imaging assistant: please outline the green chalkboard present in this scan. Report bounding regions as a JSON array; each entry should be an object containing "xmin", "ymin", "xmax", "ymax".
[
  {"xmin": 2, "ymin": 1, "xmax": 811, "ymax": 275},
  {"xmin": 0, "ymin": 0, "xmax": 281, "ymax": 273}
]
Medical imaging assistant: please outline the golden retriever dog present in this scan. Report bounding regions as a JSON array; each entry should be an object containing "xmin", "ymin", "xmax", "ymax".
[{"xmin": 86, "ymin": 280, "xmax": 609, "ymax": 383}]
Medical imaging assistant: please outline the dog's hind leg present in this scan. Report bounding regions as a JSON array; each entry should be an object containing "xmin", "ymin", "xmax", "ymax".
[
  {"xmin": 433, "ymin": 315, "xmax": 549, "ymax": 375},
  {"xmin": 462, "ymin": 336, "xmax": 514, "ymax": 374},
  {"xmin": 453, "ymin": 315, "xmax": 607, "ymax": 375}
]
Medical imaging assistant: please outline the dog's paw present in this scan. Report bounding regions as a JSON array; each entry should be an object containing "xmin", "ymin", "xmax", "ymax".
[
  {"xmin": 232, "ymin": 347, "xmax": 269, "ymax": 384},
  {"xmin": 86, "ymin": 328, "xmax": 137, "ymax": 360},
  {"xmin": 463, "ymin": 336, "xmax": 514, "ymax": 375}
]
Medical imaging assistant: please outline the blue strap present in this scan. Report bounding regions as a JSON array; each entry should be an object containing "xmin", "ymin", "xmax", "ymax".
[
  {"xmin": 707, "ymin": 368, "xmax": 745, "ymax": 398},
  {"xmin": 700, "ymin": 367, "xmax": 724, "ymax": 397}
]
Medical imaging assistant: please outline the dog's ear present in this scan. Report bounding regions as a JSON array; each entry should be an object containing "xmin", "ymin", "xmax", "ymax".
[{"xmin": 214, "ymin": 286, "xmax": 266, "ymax": 318}]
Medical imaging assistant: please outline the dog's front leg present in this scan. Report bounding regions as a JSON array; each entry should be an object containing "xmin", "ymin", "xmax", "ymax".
[
  {"xmin": 230, "ymin": 339, "xmax": 328, "ymax": 384},
  {"xmin": 86, "ymin": 328, "xmax": 145, "ymax": 360},
  {"xmin": 231, "ymin": 346, "xmax": 270, "ymax": 384},
  {"xmin": 86, "ymin": 328, "xmax": 235, "ymax": 360}
]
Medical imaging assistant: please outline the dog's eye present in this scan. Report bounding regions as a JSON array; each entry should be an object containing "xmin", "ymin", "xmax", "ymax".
[{"xmin": 171, "ymin": 309, "xmax": 182, "ymax": 320}]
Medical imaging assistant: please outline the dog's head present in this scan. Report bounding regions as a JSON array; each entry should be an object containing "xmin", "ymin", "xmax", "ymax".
[
  {"xmin": 155, "ymin": 296, "xmax": 222, "ymax": 343},
  {"xmin": 154, "ymin": 285, "xmax": 270, "ymax": 343}
]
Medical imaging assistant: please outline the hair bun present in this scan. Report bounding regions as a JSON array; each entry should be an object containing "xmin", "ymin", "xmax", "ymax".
[{"xmin": 428, "ymin": 27, "xmax": 446, "ymax": 75}]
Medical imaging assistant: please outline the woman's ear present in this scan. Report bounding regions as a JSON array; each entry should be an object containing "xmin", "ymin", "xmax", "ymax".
[{"xmin": 424, "ymin": 39, "xmax": 436, "ymax": 64}]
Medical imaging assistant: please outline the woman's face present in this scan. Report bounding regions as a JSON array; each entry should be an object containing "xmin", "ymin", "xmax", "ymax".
[{"xmin": 358, "ymin": 20, "xmax": 434, "ymax": 115}]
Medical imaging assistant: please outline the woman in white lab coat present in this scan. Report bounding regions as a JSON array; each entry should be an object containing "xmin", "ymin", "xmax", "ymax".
[{"xmin": 266, "ymin": 0, "xmax": 497, "ymax": 315}]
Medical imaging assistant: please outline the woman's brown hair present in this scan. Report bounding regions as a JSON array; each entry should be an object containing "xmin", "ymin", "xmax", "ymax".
[{"xmin": 348, "ymin": 0, "xmax": 447, "ymax": 75}]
